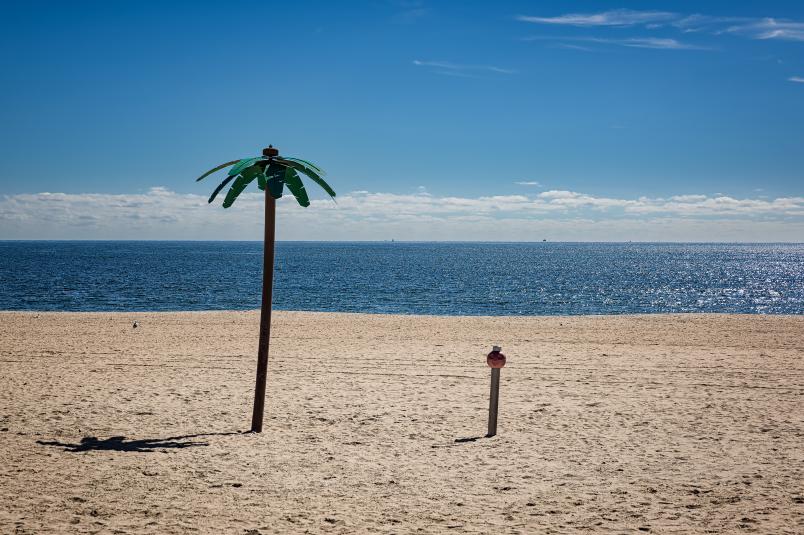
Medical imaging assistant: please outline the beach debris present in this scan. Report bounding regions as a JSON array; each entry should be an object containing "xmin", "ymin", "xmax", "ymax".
[{"xmin": 133, "ymin": 321, "xmax": 138, "ymax": 329}]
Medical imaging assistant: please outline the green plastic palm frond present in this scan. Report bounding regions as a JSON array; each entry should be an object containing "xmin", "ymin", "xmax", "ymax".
[
  {"xmin": 283, "ymin": 167, "xmax": 310, "ymax": 207},
  {"xmin": 221, "ymin": 165, "xmax": 263, "ymax": 208},
  {"xmin": 228, "ymin": 157, "xmax": 266, "ymax": 177},
  {"xmin": 196, "ymin": 160, "xmax": 240, "ymax": 182},
  {"xmin": 199, "ymin": 151, "xmax": 334, "ymax": 207},
  {"xmin": 208, "ymin": 175, "xmax": 237, "ymax": 203},
  {"xmin": 265, "ymin": 162, "xmax": 285, "ymax": 199},
  {"xmin": 277, "ymin": 159, "xmax": 336, "ymax": 199},
  {"xmin": 299, "ymin": 169, "xmax": 336, "ymax": 200},
  {"xmin": 280, "ymin": 157, "xmax": 326, "ymax": 176}
]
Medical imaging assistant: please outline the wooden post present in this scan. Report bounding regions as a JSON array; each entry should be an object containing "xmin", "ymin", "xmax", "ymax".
[
  {"xmin": 487, "ymin": 367, "xmax": 501, "ymax": 437},
  {"xmin": 250, "ymin": 189, "xmax": 276, "ymax": 433}
]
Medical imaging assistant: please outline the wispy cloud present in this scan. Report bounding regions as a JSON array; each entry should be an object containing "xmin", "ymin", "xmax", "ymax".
[
  {"xmin": 515, "ymin": 181, "xmax": 543, "ymax": 187},
  {"xmin": 789, "ymin": 76, "xmax": 804, "ymax": 83},
  {"xmin": 523, "ymin": 35, "xmax": 707, "ymax": 50},
  {"xmin": 390, "ymin": 0, "xmax": 429, "ymax": 23},
  {"xmin": 517, "ymin": 9, "xmax": 676, "ymax": 27},
  {"xmin": 723, "ymin": 18, "xmax": 804, "ymax": 42},
  {"xmin": 413, "ymin": 60, "xmax": 515, "ymax": 75},
  {"xmin": 618, "ymin": 37, "xmax": 706, "ymax": 50},
  {"xmin": 518, "ymin": 10, "xmax": 804, "ymax": 43},
  {"xmin": 671, "ymin": 14, "xmax": 747, "ymax": 33},
  {"xmin": 591, "ymin": 37, "xmax": 706, "ymax": 50},
  {"xmin": 1, "ymin": 188, "xmax": 802, "ymax": 241},
  {"xmin": 551, "ymin": 43, "xmax": 595, "ymax": 52}
]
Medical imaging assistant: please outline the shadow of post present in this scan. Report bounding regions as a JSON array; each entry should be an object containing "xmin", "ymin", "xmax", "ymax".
[
  {"xmin": 454, "ymin": 436, "xmax": 485, "ymax": 443},
  {"xmin": 37, "ymin": 431, "xmax": 245, "ymax": 453}
]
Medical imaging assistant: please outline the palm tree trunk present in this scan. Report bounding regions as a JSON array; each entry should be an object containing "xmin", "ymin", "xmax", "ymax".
[{"xmin": 251, "ymin": 189, "xmax": 276, "ymax": 432}]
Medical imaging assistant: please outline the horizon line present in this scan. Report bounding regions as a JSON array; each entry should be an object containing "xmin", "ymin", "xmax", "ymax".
[{"xmin": 1, "ymin": 239, "xmax": 802, "ymax": 245}]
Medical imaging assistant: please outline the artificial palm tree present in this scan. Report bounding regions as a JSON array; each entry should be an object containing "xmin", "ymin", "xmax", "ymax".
[{"xmin": 196, "ymin": 145, "xmax": 335, "ymax": 432}]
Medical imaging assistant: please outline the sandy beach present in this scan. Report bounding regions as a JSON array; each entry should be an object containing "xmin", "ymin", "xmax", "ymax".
[{"xmin": 0, "ymin": 311, "xmax": 802, "ymax": 534}]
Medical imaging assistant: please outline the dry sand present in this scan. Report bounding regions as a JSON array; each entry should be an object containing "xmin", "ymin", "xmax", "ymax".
[{"xmin": 1, "ymin": 311, "xmax": 802, "ymax": 534}]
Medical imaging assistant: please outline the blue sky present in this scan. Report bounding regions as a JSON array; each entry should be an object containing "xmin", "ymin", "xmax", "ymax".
[{"xmin": 0, "ymin": 1, "xmax": 802, "ymax": 240}]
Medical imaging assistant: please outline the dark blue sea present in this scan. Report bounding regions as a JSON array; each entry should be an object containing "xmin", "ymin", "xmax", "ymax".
[{"xmin": 0, "ymin": 241, "xmax": 802, "ymax": 315}]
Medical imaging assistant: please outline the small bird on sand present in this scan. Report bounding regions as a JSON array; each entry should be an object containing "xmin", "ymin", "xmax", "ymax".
[{"xmin": 133, "ymin": 321, "xmax": 138, "ymax": 329}]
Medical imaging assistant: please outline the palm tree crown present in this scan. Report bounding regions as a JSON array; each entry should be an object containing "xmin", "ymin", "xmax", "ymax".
[{"xmin": 196, "ymin": 145, "xmax": 336, "ymax": 208}]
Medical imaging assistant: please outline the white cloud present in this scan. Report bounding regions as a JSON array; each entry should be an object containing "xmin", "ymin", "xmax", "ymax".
[
  {"xmin": 789, "ymin": 76, "xmax": 804, "ymax": 83},
  {"xmin": 517, "ymin": 10, "xmax": 676, "ymax": 27},
  {"xmin": 616, "ymin": 37, "xmax": 705, "ymax": 50},
  {"xmin": 1, "ymin": 187, "xmax": 802, "ymax": 242},
  {"xmin": 552, "ymin": 43, "xmax": 595, "ymax": 52},
  {"xmin": 393, "ymin": 6, "xmax": 429, "ymax": 24},
  {"xmin": 669, "ymin": 194, "xmax": 708, "ymax": 202},
  {"xmin": 724, "ymin": 18, "xmax": 804, "ymax": 42},
  {"xmin": 523, "ymin": 35, "xmax": 707, "ymax": 51},
  {"xmin": 413, "ymin": 60, "xmax": 514, "ymax": 75},
  {"xmin": 518, "ymin": 10, "xmax": 804, "ymax": 43},
  {"xmin": 515, "ymin": 181, "xmax": 542, "ymax": 187}
]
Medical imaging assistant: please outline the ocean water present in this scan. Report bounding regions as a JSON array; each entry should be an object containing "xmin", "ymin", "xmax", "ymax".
[{"xmin": 0, "ymin": 241, "xmax": 802, "ymax": 315}]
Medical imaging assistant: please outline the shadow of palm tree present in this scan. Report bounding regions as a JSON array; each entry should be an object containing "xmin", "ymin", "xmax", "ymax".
[{"xmin": 37, "ymin": 431, "xmax": 244, "ymax": 453}]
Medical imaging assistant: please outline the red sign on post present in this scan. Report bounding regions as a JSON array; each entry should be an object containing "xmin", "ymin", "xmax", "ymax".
[
  {"xmin": 487, "ymin": 345, "xmax": 506, "ymax": 368},
  {"xmin": 486, "ymin": 345, "xmax": 505, "ymax": 437}
]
